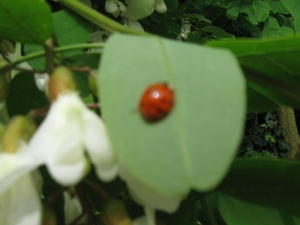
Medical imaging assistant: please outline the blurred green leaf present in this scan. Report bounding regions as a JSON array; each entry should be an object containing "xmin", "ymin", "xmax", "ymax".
[
  {"xmin": 7, "ymin": 73, "xmax": 48, "ymax": 117},
  {"xmin": 216, "ymin": 158, "xmax": 300, "ymax": 225},
  {"xmin": 0, "ymin": 0, "xmax": 53, "ymax": 44},
  {"xmin": 165, "ymin": 17, "xmax": 181, "ymax": 35},
  {"xmin": 226, "ymin": 8, "xmax": 239, "ymax": 20},
  {"xmin": 252, "ymin": 0, "xmax": 270, "ymax": 22},
  {"xmin": 263, "ymin": 17, "xmax": 280, "ymax": 37},
  {"xmin": 164, "ymin": 0, "xmax": 178, "ymax": 11},
  {"xmin": 25, "ymin": 9, "xmax": 92, "ymax": 70},
  {"xmin": 158, "ymin": 193, "xmax": 198, "ymax": 225},
  {"xmin": 151, "ymin": 11, "xmax": 165, "ymax": 23},
  {"xmin": 277, "ymin": 26, "xmax": 294, "ymax": 37},
  {"xmin": 206, "ymin": 36, "xmax": 300, "ymax": 112},
  {"xmin": 99, "ymin": 34, "xmax": 246, "ymax": 197},
  {"xmin": 264, "ymin": 0, "xmax": 290, "ymax": 14},
  {"xmin": 202, "ymin": 26, "xmax": 235, "ymax": 39},
  {"xmin": 280, "ymin": 0, "xmax": 300, "ymax": 32}
]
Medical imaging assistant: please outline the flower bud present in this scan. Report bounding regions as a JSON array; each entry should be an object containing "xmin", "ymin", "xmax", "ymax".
[
  {"xmin": 88, "ymin": 71, "xmax": 99, "ymax": 97},
  {"xmin": 155, "ymin": 0, "xmax": 167, "ymax": 13},
  {"xmin": 2, "ymin": 116, "xmax": 36, "ymax": 153},
  {"xmin": 83, "ymin": 155, "xmax": 91, "ymax": 177},
  {"xmin": 47, "ymin": 66, "xmax": 77, "ymax": 102},
  {"xmin": 101, "ymin": 199, "xmax": 132, "ymax": 225}
]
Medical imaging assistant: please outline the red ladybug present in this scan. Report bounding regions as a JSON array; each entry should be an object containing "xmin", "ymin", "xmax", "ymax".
[{"xmin": 139, "ymin": 83, "xmax": 175, "ymax": 123}]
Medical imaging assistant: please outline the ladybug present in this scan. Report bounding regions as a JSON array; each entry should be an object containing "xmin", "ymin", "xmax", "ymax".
[{"xmin": 139, "ymin": 83, "xmax": 175, "ymax": 123}]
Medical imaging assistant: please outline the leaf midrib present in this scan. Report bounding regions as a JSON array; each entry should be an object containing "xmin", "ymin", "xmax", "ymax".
[{"xmin": 157, "ymin": 37, "xmax": 194, "ymax": 185}]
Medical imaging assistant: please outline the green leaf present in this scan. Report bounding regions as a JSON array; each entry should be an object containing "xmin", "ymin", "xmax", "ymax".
[
  {"xmin": 99, "ymin": 34, "xmax": 246, "ymax": 197},
  {"xmin": 280, "ymin": 0, "xmax": 300, "ymax": 32},
  {"xmin": 216, "ymin": 159, "xmax": 300, "ymax": 225},
  {"xmin": 206, "ymin": 36, "xmax": 300, "ymax": 112},
  {"xmin": 264, "ymin": 0, "xmax": 290, "ymax": 14},
  {"xmin": 164, "ymin": 0, "xmax": 178, "ymax": 11},
  {"xmin": 0, "ymin": 0, "xmax": 53, "ymax": 44},
  {"xmin": 150, "ymin": 11, "xmax": 165, "ymax": 23},
  {"xmin": 201, "ymin": 26, "xmax": 235, "ymax": 39},
  {"xmin": 226, "ymin": 8, "xmax": 239, "ymax": 20},
  {"xmin": 6, "ymin": 73, "xmax": 48, "ymax": 117},
  {"xmin": 263, "ymin": 16, "xmax": 279, "ymax": 37},
  {"xmin": 246, "ymin": 81, "xmax": 279, "ymax": 112},
  {"xmin": 277, "ymin": 26, "xmax": 294, "ymax": 37},
  {"xmin": 158, "ymin": 193, "xmax": 199, "ymax": 225},
  {"xmin": 165, "ymin": 18, "xmax": 181, "ymax": 35},
  {"xmin": 245, "ymin": 7, "xmax": 259, "ymax": 25},
  {"xmin": 24, "ymin": 9, "xmax": 92, "ymax": 70},
  {"xmin": 252, "ymin": 0, "xmax": 270, "ymax": 22}
]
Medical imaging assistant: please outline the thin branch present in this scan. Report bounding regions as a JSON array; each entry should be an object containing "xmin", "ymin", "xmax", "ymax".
[
  {"xmin": 198, "ymin": 193, "xmax": 218, "ymax": 225},
  {"xmin": 82, "ymin": 178, "xmax": 110, "ymax": 201},
  {"xmin": 0, "ymin": 43, "xmax": 104, "ymax": 73},
  {"xmin": 57, "ymin": 0, "xmax": 152, "ymax": 36}
]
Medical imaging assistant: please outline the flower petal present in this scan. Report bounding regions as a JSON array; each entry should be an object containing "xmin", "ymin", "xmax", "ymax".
[
  {"xmin": 29, "ymin": 93, "xmax": 87, "ymax": 185},
  {"xmin": 105, "ymin": 0, "xmax": 119, "ymax": 15},
  {"xmin": 124, "ymin": 19, "xmax": 144, "ymax": 31},
  {"xmin": 0, "ymin": 151, "xmax": 39, "ymax": 194},
  {"xmin": 0, "ymin": 174, "xmax": 41, "ymax": 225},
  {"xmin": 64, "ymin": 192, "xmax": 86, "ymax": 224},
  {"xmin": 82, "ymin": 109, "xmax": 118, "ymax": 182},
  {"xmin": 119, "ymin": 163, "xmax": 181, "ymax": 213},
  {"xmin": 154, "ymin": 0, "xmax": 167, "ymax": 13},
  {"xmin": 121, "ymin": 3, "xmax": 154, "ymax": 20}
]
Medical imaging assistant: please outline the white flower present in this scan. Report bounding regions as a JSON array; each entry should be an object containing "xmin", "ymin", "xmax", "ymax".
[
  {"xmin": 4, "ymin": 42, "xmax": 48, "ymax": 91},
  {"xmin": 105, "ymin": 0, "xmax": 167, "ymax": 31},
  {"xmin": 28, "ymin": 92, "xmax": 118, "ymax": 186},
  {"xmin": 154, "ymin": 0, "xmax": 167, "ymax": 13},
  {"xmin": 121, "ymin": 0, "xmax": 167, "ymax": 20},
  {"xmin": 64, "ymin": 192, "xmax": 87, "ymax": 224},
  {"xmin": 0, "ymin": 148, "xmax": 42, "ymax": 225},
  {"xmin": 121, "ymin": 0, "xmax": 154, "ymax": 20},
  {"xmin": 105, "ymin": 0, "xmax": 127, "ymax": 17},
  {"xmin": 34, "ymin": 73, "xmax": 49, "ymax": 92},
  {"xmin": 124, "ymin": 19, "xmax": 145, "ymax": 31},
  {"xmin": 88, "ymin": 30, "xmax": 110, "ymax": 52},
  {"xmin": 119, "ymin": 163, "xmax": 181, "ymax": 225}
]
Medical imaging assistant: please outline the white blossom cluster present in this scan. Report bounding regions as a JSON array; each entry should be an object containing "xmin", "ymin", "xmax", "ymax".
[
  {"xmin": 90, "ymin": 0, "xmax": 168, "ymax": 45},
  {"xmin": 105, "ymin": 0, "xmax": 167, "ymax": 31}
]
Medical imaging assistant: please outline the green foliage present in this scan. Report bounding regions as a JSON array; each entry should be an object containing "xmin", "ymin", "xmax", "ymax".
[
  {"xmin": 239, "ymin": 112, "xmax": 291, "ymax": 158},
  {"xmin": 214, "ymin": 158, "xmax": 300, "ymax": 225},
  {"xmin": 0, "ymin": 0, "xmax": 54, "ymax": 44},
  {"xmin": 280, "ymin": 0, "xmax": 300, "ymax": 32},
  {"xmin": 6, "ymin": 73, "xmax": 48, "ymax": 117},
  {"xmin": 145, "ymin": 0, "xmax": 294, "ymax": 42},
  {"xmin": 99, "ymin": 33, "xmax": 246, "ymax": 196},
  {"xmin": 206, "ymin": 36, "xmax": 300, "ymax": 112},
  {"xmin": 24, "ymin": 8, "xmax": 92, "ymax": 70}
]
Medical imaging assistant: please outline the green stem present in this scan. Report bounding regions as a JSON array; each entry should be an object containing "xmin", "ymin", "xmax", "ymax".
[
  {"xmin": 58, "ymin": 0, "xmax": 152, "ymax": 36},
  {"xmin": 3, "ymin": 43, "xmax": 104, "ymax": 71},
  {"xmin": 199, "ymin": 194, "xmax": 218, "ymax": 225}
]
